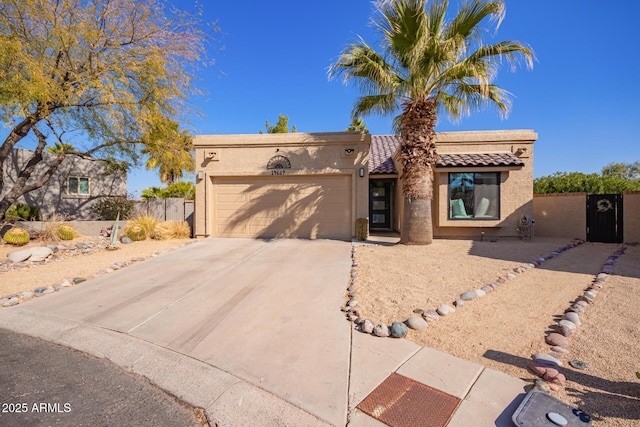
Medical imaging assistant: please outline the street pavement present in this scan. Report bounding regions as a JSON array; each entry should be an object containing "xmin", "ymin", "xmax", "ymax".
[{"xmin": 0, "ymin": 328, "xmax": 207, "ymax": 427}]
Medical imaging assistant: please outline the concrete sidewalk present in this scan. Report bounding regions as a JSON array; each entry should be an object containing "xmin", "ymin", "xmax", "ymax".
[{"xmin": 0, "ymin": 238, "xmax": 527, "ymax": 426}]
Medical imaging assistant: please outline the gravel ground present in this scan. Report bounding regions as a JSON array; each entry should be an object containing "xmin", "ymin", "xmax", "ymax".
[{"xmin": 355, "ymin": 237, "xmax": 640, "ymax": 427}]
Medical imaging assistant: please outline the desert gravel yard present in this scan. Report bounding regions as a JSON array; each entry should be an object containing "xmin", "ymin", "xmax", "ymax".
[
  {"xmin": 0, "ymin": 237, "xmax": 195, "ymax": 296},
  {"xmin": 355, "ymin": 237, "xmax": 640, "ymax": 427}
]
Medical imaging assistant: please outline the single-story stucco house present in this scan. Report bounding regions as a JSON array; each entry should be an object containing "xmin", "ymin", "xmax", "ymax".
[
  {"xmin": 193, "ymin": 130, "xmax": 537, "ymax": 240},
  {"xmin": 1, "ymin": 149, "xmax": 127, "ymax": 220}
]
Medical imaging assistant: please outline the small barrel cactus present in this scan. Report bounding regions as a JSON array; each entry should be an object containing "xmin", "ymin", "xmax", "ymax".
[
  {"xmin": 3, "ymin": 227, "xmax": 30, "ymax": 246},
  {"xmin": 56, "ymin": 225, "xmax": 75, "ymax": 241},
  {"xmin": 125, "ymin": 224, "xmax": 147, "ymax": 241}
]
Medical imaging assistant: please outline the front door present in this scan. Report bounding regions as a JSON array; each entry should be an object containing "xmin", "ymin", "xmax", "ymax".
[
  {"xmin": 587, "ymin": 194, "xmax": 623, "ymax": 243},
  {"xmin": 370, "ymin": 181, "xmax": 391, "ymax": 229}
]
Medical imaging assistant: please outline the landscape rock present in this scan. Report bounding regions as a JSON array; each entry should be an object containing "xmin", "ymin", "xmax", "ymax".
[
  {"xmin": 422, "ymin": 310, "xmax": 439, "ymax": 322},
  {"xmin": 567, "ymin": 305, "xmax": 584, "ymax": 314},
  {"xmin": 373, "ymin": 324, "xmax": 390, "ymax": 337},
  {"xmin": 7, "ymin": 249, "xmax": 32, "ymax": 263},
  {"xmin": 404, "ymin": 317, "xmax": 428, "ymax": 330},
  {"xmin": 29, "ymin": 247, "xmax": 53, "ymax": 262},
  {"xmin": 20, "ymin": 291, "xmax": 34, "ymax": 301},
  {"xmin": 121, "ymin": 236, "xmax": 133, "ymax": 244},
  {"xmin": 73, "ymin": 277, "xmax": 87, "ymax": 284},
  {"xmin": 555, "ymin": 324, "xmax": 573, "ymax": 337},
  {"xmin": 569, "ymin": 360, "xmax": 589, "ymax": 370},
  {"xmin": 562, "ymin": 312, "xmax": 581, "ymax": 326},
  {"xmin": 436, "ymin": 304, "xmax": 455, "ymax": 316},
  {"xmin": 460, "ymin": 290, "xmax": 477, "ymax": 301},
  {"xmin": 545, "ymin": 333, "xmax": 568, "ymax": 347},
  {"xmin": 390, "ymin": 322, "xmax": 408, "ymax": 338},
  {"xmin": 558, "ymin": 320, "xmax": 577, "ymax": 330},
  {"xmin": 551, "ymin": 346, "xmax": 569, "ymax": 354},
  {"xmin": 453, "ymin": 299, "xmax": 464, "ymax": 309},
  {"xmin": 476, "ymin": 289, "xmax": 487, "ymax": 297},
  {"xmin": 360, "ymin": 319, "xmax": 375, "ymax": 334},
  {"xmin": 533, "ymin": 353, "xmax": 563, "ymax": 367},
  {"xmin": 2, "ymin": 297, "xmax": 19, "ymax": 307}
]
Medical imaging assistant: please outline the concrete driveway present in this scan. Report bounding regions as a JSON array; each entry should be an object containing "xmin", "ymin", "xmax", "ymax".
[{"xmin": 0, "ymin": 238, "xmax": 352, "ymax": 426}]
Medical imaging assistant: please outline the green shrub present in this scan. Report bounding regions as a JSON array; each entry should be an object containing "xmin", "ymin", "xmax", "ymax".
[
  {"xmin": 5, "ymin": 203, "xmax": 42, "ymax": 221},
  {"xmin": 91, "ymin": 197, "xmax": 134, "ymax": 220}
]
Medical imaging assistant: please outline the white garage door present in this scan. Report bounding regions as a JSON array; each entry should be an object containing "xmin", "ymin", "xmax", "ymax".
[{"xmin": 212, "ymin": 175, "xmax": 352, "ymax": 239}]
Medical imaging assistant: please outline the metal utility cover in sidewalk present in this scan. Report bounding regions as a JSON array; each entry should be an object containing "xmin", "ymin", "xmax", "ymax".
[{"xmin": 357, "ymin": 373, "xmax": 461, "ymax": 427}]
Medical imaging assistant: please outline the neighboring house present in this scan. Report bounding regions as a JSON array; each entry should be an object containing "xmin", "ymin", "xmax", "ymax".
[
  {"xmin": 193, "ymin": 130, "xmax": 537, "ymax": 240},
  {"xmin": 1, "ymin": 149, "xmax": 127, "ymax": 220}
]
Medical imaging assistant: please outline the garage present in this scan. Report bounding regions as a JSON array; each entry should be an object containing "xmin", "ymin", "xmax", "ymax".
[
  {"xmin": 193, "ymin": 132, "xmax": 370, "ymax": 240},
  {"xmin": 212, "ymin": 175, "xmax": 352, "ymax": 239}
]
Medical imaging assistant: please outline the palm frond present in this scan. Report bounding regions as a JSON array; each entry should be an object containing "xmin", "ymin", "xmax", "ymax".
[
  {"xmin": 328, "ymin": 40, "xmax": 400, "ymax": 96},
  {"xmin": 353, "ymin": 93, "xmax": 401, "ymax": 118},
  {"xmin": 443, "ymin": 0, "xmax": 505, "ymax": 43},
  {"xmin": 468, "ymin": 40, "xmax": 535, "ymax": 71}
]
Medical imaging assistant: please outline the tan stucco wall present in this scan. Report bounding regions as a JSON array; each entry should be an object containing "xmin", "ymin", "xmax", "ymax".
[
  {"xmin": 533, "ymin": 193, "xmax": 587, "ymax": 239},
  {"xmin": 623, "ymin": 191, "xmax": 640, "ymax": 243},
  {"xmin": 393, "ymin": 130, "xmax": 537, "ymax": 238},
  {"xmin": 193, "ymin": 132, "xmax": 370, "ymax": 238}
]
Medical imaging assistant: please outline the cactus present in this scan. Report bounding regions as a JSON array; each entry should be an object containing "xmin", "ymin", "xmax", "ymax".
[
  {"xmin": 125, "ymin": 224, "xmax": 147, "ymax": 241},
  {"xmin": 356, "ymin": 218, "xmax": 369, "ymax": 241},
  {"xmin": 3, "ymin": 227, "xmax": 30, "ymax": 246},
  {"xmin": 56, "ymin": 225, "xmax": 75, "ymax": 241}
]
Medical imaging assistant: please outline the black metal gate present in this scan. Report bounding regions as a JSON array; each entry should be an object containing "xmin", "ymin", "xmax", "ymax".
[{"xmin": 587, "ymin": 194, "xmax": 623, "ymax": 243}]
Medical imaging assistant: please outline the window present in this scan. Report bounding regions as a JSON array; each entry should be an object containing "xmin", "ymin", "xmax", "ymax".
[
  {"xmin": 448, "ymin": 172, "xmax": 499, "ymax": 219},
  {"xmin": 68, "ymin": 177, "xmax": 89, "ymax": 196}
]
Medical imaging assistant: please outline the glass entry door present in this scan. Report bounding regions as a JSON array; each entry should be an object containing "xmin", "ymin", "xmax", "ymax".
[{"xmin": 370, "ymin": 181, "xmax": 391, "ymax": 229}]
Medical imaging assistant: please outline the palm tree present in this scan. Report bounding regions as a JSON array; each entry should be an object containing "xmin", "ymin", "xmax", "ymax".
[
  {"xmin": 346, "ymin": 117, "xmax": 368, "ymax": 133},
  {"xmin": 330, "ymin": 0, "xmax": 534, "ymax": 244},
  {"xmin": 141, "ymin": 118, "xmax": 194, "ymax": 185},
  {"xmin": 46, "ymin": 142, "xmax": 74, "ymax": 153}
]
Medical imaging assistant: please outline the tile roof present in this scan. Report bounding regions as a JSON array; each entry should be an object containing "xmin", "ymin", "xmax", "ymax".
[
  {"xmin": 369, "ymin": 135, "xmax": 401, "ymax": 174},
  {"xmin": 369, "ymin": 135, "xmax": 524, "ymax": 174},
  {"xmin": 437, "ymin": 153, "xmax": 524, "ymax": 167}
]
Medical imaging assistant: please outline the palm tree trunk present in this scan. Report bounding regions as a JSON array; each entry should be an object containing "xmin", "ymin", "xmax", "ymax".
[
  {"xmin": 400, "ymin": 186, "xmax": 433, "ymax": 245},
  {"xmin": 398, "ymin": 99, "xmax": 438, "ymax": 245}
]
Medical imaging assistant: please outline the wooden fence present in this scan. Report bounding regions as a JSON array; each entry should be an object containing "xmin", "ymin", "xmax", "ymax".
[{"xmin": 132, "ymin": 198, "xmax": 194, "ymax": 231}]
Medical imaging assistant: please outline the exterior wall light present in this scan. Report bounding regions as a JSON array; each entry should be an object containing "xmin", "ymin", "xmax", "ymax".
[
  {"xmin": 359, "ymin": 167, "xmax": 365, "ymax": 177},
  {"xmin": 197, "ymin": 171, "xmax": 204, "ymax": 180}
]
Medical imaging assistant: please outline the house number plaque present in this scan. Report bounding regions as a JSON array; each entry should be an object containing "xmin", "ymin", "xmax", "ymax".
[{"xmin": 267, "ymin": 155, "xmax": 291, "ymax": 175}]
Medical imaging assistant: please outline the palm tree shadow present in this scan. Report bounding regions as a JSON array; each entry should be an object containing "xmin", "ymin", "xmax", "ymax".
[{"xmin": 214, "ymin": 142, "xmax": 359, "ymax": 240}]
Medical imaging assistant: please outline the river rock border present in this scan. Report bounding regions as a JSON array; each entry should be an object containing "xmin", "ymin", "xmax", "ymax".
[
  {"xmin": 0, "ymin": 238, "xmax": 197, "ymax": 308},
  {"xmin": 527, "ymin": 243, "xmax": 629, "ymax": 393},
  {"xmin": 343, "ymin": 238, "xmax": 587, "ymax": 339}
]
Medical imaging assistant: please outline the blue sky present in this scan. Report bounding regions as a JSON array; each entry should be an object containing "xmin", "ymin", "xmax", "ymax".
[
  {"xmin": 136, "ymin": 0, "xmax": 638, "ymax": 198},
  {"xmin": 13, "ymin": 1, "xmax": 640, "ymax": 197}
]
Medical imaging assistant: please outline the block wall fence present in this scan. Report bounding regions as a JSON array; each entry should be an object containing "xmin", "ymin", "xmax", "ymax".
[{"xmin": 533, "ymin": 191, "xmax": 640, "ymax": 243}]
